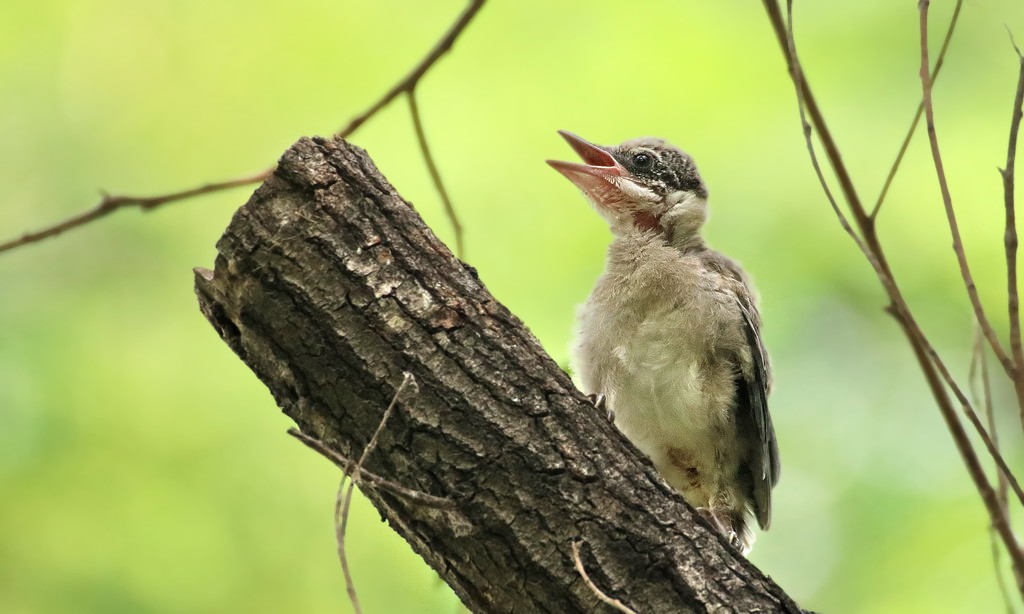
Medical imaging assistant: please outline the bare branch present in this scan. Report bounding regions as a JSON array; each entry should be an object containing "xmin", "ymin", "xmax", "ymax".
[
  {"xmin": 839, "ymin": 0, "xmax": 1024, "ymax": 514},
  {"xmin": 335, "ymin": 475, "xmax": 363, "ymax": 614},
  {"xmin": 0, "ymin": 171, "xmax": 269, "ymax": 254},
  {"xmin": 992, "ymin": 531, "xmax": 1016, "ymax": 614},
  {"xmin": 355, "ymin": 373, "xmax": 415, "ymax": 474},
  {"xmin": 870, "ymin": 0, "xmax": 963, "ymax": 221},
  {"xmin": 763, "ymin": 0, "xmax": 1024, "ymax": 595},
  {"xmin": 781, "ymin": 3, "xmax": 853, "ymax": 238},
  {"xmin": 0, "ymin": 0, "xmax": 485, "ymax": 256},
  {"xmin": 761, "ymin": 2, "xmax": 870, "ymax": 232},
  {"xmin": 289, "ymin": 428, "xmax": 454, "ymax": 508},
  {"xmin": 781, "ymin": 1, "xmax": 878, "ymax": 275},
  {"xmin": 333, "ymin": 373, "xmax": 416, "ymax": 614},
  {"xmin": 971, "ymin": 333, "xmax": 1010, "ymax": 510},
  {"xmin": 918, "ymin": 0, "xmax": 1014, "ymax": 377},
  {"xmin": 335, "ymin": 0, "xmax": 485, "ymax": 137},
  {"xmin": 1002, "ymin": 34, "xmax": 1024, "ymax": 431},
  {"xmin": 972, "ymin": 334, "xmax": 1016, "ymax": 614},
  {"xmin": 408, "ymin": 90, "xmax": 465, "ymax": 259},
  {"xmin": 781, "ymin": 6, "xmax": 1016, "ymax": 497},
  {"xmin": 912, "ymin": 328, "xmax": 1024, "ymax": 510},
  {"xmin": 570, "ymin": 541, "xmax": 638, "ymax": 614}
]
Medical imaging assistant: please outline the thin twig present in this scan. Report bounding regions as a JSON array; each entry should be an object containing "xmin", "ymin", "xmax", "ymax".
[
  {"xmin": 0, "ymin": 171, "xmax": 270, "ymax": 254},
  {"xmin": 0, "ymin": 0, "xmax": 485, "ymax": 256},
  {"xmin": 887, "ymin": 12, "xmax": 1024, "ymax": 523},
  {"xmin": 973, "ymin": 334, "xmax": 1015, "ymax": 614},
  {"xmin": 1002, "ymin": 33, "xmax": 1024, "ymax": 431},
  {"xmin": 764, "ymin": 0, "xmax": 1024, "ymax": 595},
  {"xmin": 788, "ymin": 0, "xmax": 1024, "ymax": 513},
  {"xmin": 761, "ymin": 2, "xmax": 870, "ymax": 232},
  {"xmin": 917, "ymin": 0, "xmax": 1024, "ymax": 592},
  {"xmin": 335, "ymin": 474, "xmax": 362, "ymax": 614},
  {"xmin": 782, "ymin": 1, "xmax": 879, "ymax": 269},
  {"xmin": 870, "ymin": 0, "xmax": 962, "ymax": 221},
  {"xmin": 918, "ymin": 0, "xmax": 1014, "ymax": 377},
  {"xmin": 289, "ymin": 427, "xmax": 453, "ymax": 508},
  {"xmin": 336, "ymin": 0, "xmax": 485, "ymax": 137},
  {"xmin": 408, "ymin": 90, "xmax": 465, "ymax": 258},
  {"xmin": 993, "ymin": 531, "xmax": 1017, "ymax": 614},
  {"xmin": 333, "ymin": 373, "xmax": 416, "ymax": 614},
  {"xmin": 923, "ymin": 333, "xmax": 1024, "ymax": 510},
  {"xmin": 779, "ymin": 0, "xmax": 924, "ymax": 325},
  {"xmin": 355, "ymin": 373, "xmax": 415, "ymax": 473},
  {"xmin": 570, "ymin": 541, "xmax": 637, "ymax": 614},
  {"xmin": 971, "ymin": 332, "xmax": 1010, "ymax": 511}
]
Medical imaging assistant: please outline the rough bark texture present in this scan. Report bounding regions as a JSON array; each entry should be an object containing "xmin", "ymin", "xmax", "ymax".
[{"xmin": 194, "ymin": 135, "xmax": 803, "ymax": 613}]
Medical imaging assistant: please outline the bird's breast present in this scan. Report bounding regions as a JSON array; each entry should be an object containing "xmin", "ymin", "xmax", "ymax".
[
  {"xmin": 608, "ymin": 322, "xmax": 733, "ymax": 441},
  {"xmin": 573, "ymin": 243, "xmax": 742, "ymax": 451},
  {"xmin": 578, "ymin": 304, "xmax": 731, "ymax": 438}
]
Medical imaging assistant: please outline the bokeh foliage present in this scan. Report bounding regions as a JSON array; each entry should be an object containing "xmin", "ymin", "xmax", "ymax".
[{"xmin": 3, "ymin": 1, "xmax": 1024, "ymax": 612}]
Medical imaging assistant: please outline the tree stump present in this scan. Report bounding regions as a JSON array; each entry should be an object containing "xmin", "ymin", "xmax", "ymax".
[{"xmin": 194, "ymin": 135, "xmax": 803, "ymax": 613}]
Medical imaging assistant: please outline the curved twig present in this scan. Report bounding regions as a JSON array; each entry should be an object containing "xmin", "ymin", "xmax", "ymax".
[
  {"xmin": 922, "ymin": 331, "xmax": 1024, "ymax": 511},
  {"xmin": 787, "ymin": 0, "xmax": 1024, "ymax": 513},
  {"xmin": 918, "ymin": 0, "xmax": 1014, "ymax": 377},
  {"xmin": 764, "ymin": 0, "xmax": 1024, "ymax": 597},
  {"xmin": 336, "ymin": 1, "xmax": 485, "ymax": 137},
  {"xmin": 289, "ymin": 427, "xmax": 453, "ymax": 508},
  {"xmin": 570, "ymin": 541, "xmax": 637, "ymax": 614},
  {"xmin": 335, "ymin": 373, "xmax": 415, "ymax": 614},
  {"xmin": 870, "ymin": 0, "xmax": 963, "ymax": 221},
  {"xmin": 0, "ymin": 171, "xmax": 269, "ymax": 254},
  {"xmin": 408, "ymin": 90, "xmax": 465, "ymax": 258},
  {"xmin": 0, "ymin": 0, "xmax": 485, "ymax": 256},
  {"xmin": 972, "ymin": 333, "xmax": 1015, "ymax": 613},
  {"xmin": 781, "ymin": 1, "xmax": 875, "ymax": 266},
  {"xmin": 335, "ymin": 474, "xmax": 362, "ymax": 614},
  {"xmin": 1002, "ymin": 33, "xmax": 1024, "ymax": 429}
]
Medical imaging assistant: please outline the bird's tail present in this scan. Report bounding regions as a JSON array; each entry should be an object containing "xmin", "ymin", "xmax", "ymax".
[{"xmin": 734, "ymin": 512, "xmax": 756, "ymax": 554}]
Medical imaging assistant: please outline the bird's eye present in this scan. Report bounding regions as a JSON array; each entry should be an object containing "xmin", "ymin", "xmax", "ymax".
[{"xmin": 633, "ymin": 152, "xmax": 653, "ymax": 168}]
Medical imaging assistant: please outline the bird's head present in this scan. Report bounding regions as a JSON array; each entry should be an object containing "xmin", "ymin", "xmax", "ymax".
[{"xmin": 547, "ymin": 130, "xmax": 708, "ymax": 240}]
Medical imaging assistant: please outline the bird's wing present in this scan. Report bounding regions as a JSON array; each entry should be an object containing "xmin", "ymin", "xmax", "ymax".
[
  {"xmin": 733, "ymin": 292, "xmax": 780, "ymax": 529},
  {"xmin": 707, "ymin": 256, "xmax": 780, "ymax": 530}
]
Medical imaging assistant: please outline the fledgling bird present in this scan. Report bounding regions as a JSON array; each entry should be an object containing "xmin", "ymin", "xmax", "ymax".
[{"xmin": 547, "ymin": 131, "xmax": 780, "ymax": 552}]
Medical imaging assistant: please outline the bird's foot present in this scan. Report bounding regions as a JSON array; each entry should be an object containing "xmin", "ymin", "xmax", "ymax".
[
  {"xmin": 726, "ymin": 530, "xmax": 742, "ymax": 550},
  {"xmin": 697, "ymin": 507, "xmax": 741, "ymax": 550},
  {"xmin": 586, "ymin": 393, "xmax": 614, "ymax": 423}
]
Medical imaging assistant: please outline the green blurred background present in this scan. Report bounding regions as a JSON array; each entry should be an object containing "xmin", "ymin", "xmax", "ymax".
[{"xmin": 3, "ymin": 0, "xmax": 1024, "ymax": 611}]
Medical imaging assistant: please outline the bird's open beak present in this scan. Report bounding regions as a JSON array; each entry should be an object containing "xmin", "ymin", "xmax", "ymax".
[{"xmin": 546, "ymin": 131, "xmax": 627, "ymax": 207}]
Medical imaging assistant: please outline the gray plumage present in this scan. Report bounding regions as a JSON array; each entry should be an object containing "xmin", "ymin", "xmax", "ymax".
[{"xmin": 547, "ymin": 131, "xmax": 780, "ymax": 552}]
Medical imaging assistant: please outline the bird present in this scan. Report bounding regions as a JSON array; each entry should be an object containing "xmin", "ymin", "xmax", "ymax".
[{"xmin": 546, "ymin": 130, "xmax": 780, "ymax": 553}]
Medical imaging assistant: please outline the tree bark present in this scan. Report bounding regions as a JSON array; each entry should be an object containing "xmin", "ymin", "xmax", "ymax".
[{"xmin": 194, "ymin": 135, "xmax": 804, "ymax": 613}]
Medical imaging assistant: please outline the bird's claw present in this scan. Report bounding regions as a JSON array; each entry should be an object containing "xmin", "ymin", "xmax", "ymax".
[
  {"xmin": 726, "ymin": 531, "xmax": 741, "ymax": 550},
  {"xmin": 586, "ymin": 393, "xmax": 614, "ymax": 423},
  {"xmin": 697, "ymin": 507, "xmax": 741, "ymax": 550}
]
